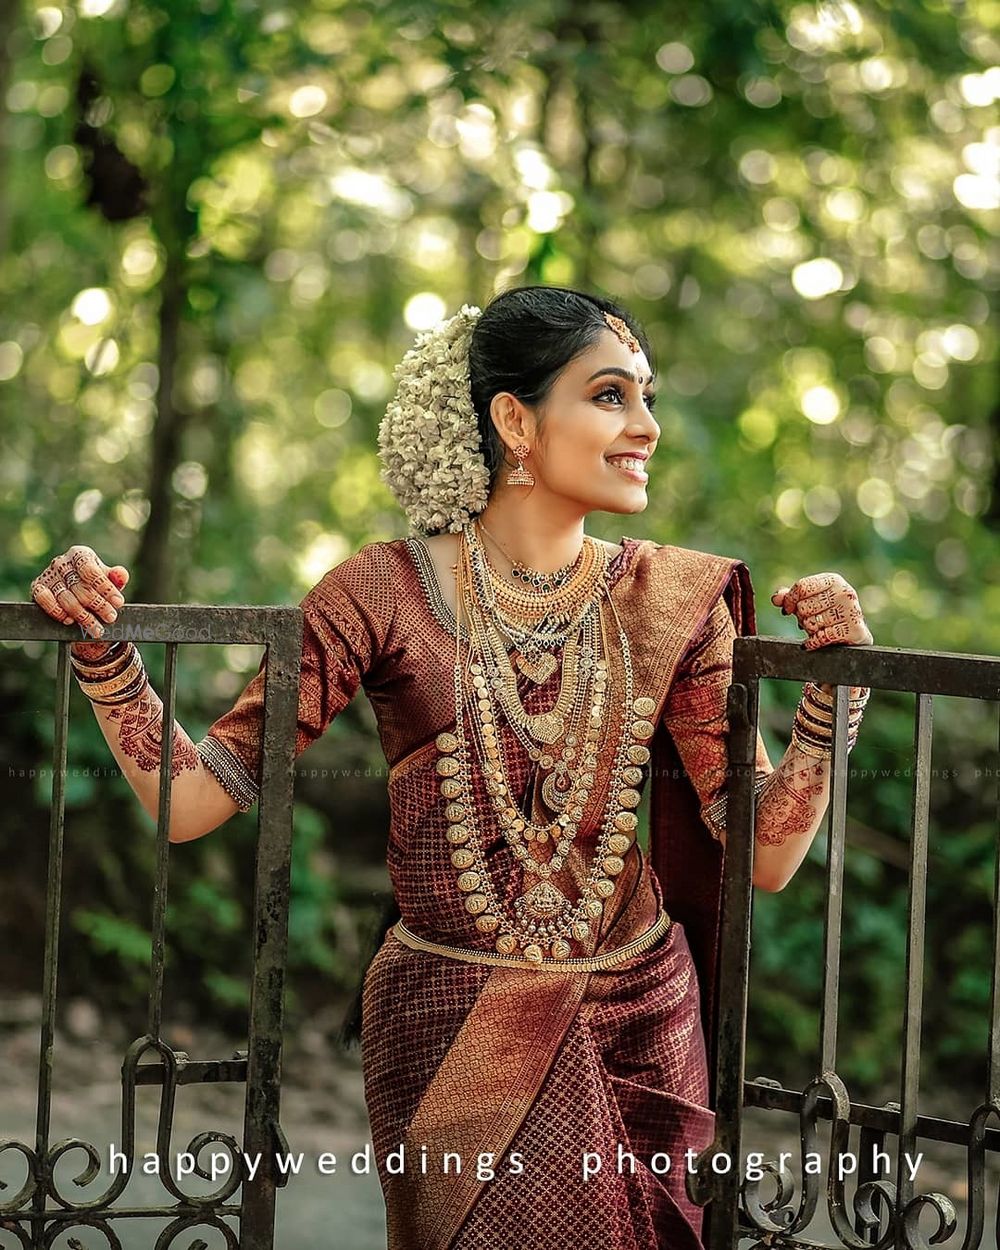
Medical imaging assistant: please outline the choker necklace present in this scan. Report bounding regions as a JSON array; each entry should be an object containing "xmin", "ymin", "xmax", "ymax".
[{"xmin": 475, "ymin": 518, "xmax": 582, "ymax": 594}]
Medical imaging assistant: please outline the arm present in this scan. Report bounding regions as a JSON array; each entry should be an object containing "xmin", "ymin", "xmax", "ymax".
[
  {"xmin": 71, "ymin": 640, "xmax": 238, "ymax": 842},
  {"xmin": 729, "ymin": 716, "xmax": 836, "ymax": 892},
  {"xmin": 33, "ymin": 544, "xmax": 389, "ymax": 844},
  {"xmin": 662, "ymin": 596, "xmax": 869, "ymax": 892}
]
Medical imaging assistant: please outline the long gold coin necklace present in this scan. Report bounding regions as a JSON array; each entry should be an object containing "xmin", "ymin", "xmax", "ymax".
[{"xmin": 434, "ymin": 519, "xmax": 658, "ymax": 962}]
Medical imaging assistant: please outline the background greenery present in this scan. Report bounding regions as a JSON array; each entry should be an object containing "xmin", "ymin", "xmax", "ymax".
[{"xmin": 0, "ymin": 0, "xmax": 996, "ymax": 1107}]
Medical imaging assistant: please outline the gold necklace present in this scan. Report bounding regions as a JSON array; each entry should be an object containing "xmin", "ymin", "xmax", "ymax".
[
  {"xmin": 475, "ymin": 518, "xmax": 583, "ymax": 593},
  {"xmin": 465, "ymin": 520, "xmax": 607, "ymax": 715},
  {"xmin": 434, "ymin": 521, "xmax": 660, "ymax": 961}
]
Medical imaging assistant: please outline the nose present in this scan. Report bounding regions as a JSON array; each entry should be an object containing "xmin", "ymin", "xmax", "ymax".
[{"xmin": 629, "ymin": 405, "xmax": 659, "ymax": 448}]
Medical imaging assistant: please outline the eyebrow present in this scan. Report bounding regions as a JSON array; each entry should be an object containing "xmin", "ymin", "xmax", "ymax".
[{"xmin": 587, "ymin": 367, "xmax": 657, "ymax": 388}]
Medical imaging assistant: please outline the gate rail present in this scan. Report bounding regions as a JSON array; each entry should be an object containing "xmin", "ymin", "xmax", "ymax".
[
  {"xmin": 694, "ymin": 636, "xmax": 1000, "ymax": 1249},
  {"xmin": 0, "ymin": 603, "xmax": 303, "ymax": 1250}
]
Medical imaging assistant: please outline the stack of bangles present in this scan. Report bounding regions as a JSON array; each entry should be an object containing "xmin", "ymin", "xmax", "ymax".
[
  {"xmin": 70, "ymin": 641, "xmax": 149, "ymax": 706},
  {"xmin": 790, "ymin": 681, "xmax": 870, "ymax": 758}
]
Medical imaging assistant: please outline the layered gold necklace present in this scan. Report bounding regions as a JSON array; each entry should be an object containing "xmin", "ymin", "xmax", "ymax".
[{"xmin": 434, "ymin": 518, "xmax": 657, "ymax": 961}]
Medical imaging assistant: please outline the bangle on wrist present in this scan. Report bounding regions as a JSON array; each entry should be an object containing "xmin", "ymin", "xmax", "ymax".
[{"xmin": 89, "ymin": 677, "xmax": 150, "ymax": 707}]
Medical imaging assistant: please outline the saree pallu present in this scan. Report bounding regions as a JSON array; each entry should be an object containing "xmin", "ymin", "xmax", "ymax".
[
  {"xmin": 199, "ymin": 535, "xmax": 772, "ymax": 1249},
  {"xmin": 361, "ymin": 871, "xmax": 714, "ymax": 1249}
]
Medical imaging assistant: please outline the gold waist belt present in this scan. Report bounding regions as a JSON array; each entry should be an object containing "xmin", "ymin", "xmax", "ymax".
[{"xmin": 390, "ymin": 908, "xmax": 671, "ymax": 972}]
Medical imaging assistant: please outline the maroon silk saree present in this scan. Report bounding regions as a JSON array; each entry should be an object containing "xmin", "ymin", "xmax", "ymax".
[{"xmin": 201, "ymin": 535, "xmax": 773, "ymax": 1249}]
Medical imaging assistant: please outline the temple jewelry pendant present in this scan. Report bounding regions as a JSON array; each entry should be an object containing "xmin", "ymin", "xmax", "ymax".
[
  {"xmin": 526, "ymin": 710, "xmax": 565, "ymax": 744},
  {"xmin": 514, "ymin": 880, "xmax": 568, "ymax": 920},
  {"xmin": 515, "ymin": 650, "xmax": 558, "ymax": 684},
  {"xmin": 541, "ymin": 768, "xmax": 572, "ymax": 813}
]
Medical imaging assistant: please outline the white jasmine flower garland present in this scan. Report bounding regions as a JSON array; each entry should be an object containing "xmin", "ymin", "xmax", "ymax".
[{"xmin": 377, "ymin": 304, "xmax": 491, "ymax": 535}]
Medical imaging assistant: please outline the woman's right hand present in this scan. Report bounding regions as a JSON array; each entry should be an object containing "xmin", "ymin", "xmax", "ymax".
[{"xmin": 30, "ymin": 545, "xmax": 129, "ymax": 641}]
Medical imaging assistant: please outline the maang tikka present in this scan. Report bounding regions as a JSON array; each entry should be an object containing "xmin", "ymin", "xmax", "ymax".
[{"xmin": 506, "ymin": 442, "xmax": 534, "ymax": 487}]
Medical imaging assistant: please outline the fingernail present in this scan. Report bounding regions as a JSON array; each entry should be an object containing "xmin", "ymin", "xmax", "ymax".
[{"xmin": 110, "ymin": 593, "xmax": 124, "ymax": 606}]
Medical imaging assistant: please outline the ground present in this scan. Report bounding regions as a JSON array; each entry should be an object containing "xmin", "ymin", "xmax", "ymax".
[{"xmin": 1, "ymin": 993, "xmax": 996, "ymax": 1249}]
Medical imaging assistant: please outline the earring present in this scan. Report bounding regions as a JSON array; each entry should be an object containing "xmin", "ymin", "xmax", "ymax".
[{"xmin": 506, "ymin": 442, "xmax": 535, "ymax": 487}]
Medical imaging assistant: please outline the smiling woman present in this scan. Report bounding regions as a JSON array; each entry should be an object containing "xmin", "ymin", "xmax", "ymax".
[{"xmin": 31, "ymin": 286, "xmax": 871, "ymax": 1250}]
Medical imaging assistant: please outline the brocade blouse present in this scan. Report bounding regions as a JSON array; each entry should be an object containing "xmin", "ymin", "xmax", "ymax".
[{"xmin": 197, "ymin": 537, "xmax": 773, "ymax": 889}]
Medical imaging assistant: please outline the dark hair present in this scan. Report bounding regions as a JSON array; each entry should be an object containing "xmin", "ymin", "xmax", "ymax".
[
  {"xmin": 468, "ymin": 285, "xmax": 654, "ymax": 491},
  {"xmin": 337, "ymin": 285, "xmax": 651, "ymax": 1050}
]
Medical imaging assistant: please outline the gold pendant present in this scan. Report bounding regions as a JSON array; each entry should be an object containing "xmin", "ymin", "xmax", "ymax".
[
  {"xmin": 541, "ymin": 769, "xmax": 571, "ymax": 813},
  {"xmin": 515, "ymin": 650, "xmax": 558, "ymax": 684},
  {"xmin": 527, "ymin": 711, "xmax": 565, "ymax": 744},
  {"xmin": 514, "ymin": 879, "xmax": 568, "ymax": 919}
]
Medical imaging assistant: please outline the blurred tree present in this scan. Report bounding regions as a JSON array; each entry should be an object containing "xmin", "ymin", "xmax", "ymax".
[{"xmin": 0, "ymin": 0, "xmax": 995, "ymax": 1087}]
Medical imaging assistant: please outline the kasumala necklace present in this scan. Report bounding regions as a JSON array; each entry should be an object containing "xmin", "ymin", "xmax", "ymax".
[{"xmin": 433, "ymin": 518, "xmax": 658, "ymax": 961}]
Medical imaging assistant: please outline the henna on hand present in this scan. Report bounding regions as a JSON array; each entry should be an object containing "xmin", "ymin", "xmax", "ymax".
[
  {"xmin": 771, "ymin": 572, "xmax": 873, "ymax": 651},
  {"xmin": 755, "ymin": 753, "xmax": 828, "ymax": 847},
  {"xmin": 106, "ymin": 690, "xmax": 199, "ymax": 779}
]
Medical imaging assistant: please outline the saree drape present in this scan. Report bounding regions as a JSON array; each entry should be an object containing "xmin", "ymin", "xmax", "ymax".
[{"xmin": 201, "ymin": 535, "xmax": 773, "ymax": 1250}]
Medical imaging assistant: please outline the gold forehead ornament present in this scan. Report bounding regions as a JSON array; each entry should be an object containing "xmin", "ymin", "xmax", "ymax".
[{"xmin": 602, "ymin": 312, "xmax": 641, "ymax": 353}]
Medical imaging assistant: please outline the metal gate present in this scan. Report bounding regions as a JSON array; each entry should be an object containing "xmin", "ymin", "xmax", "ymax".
[
  {"xmin": 693, "ymin": 636, "xmax": 1000, "ymax": 1249},
  {"xmin": 0, "ymin": 603, "xmax": 302, "ymax": 1249}
]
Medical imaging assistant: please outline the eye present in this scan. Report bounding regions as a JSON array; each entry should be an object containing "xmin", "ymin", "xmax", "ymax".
[{"xmin": 595, "ymin": 384, "xmax": 657, "ymax": 412}]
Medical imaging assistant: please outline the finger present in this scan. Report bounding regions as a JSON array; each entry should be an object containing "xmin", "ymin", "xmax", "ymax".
[
  {"xmin": 803, "ymin": 623, "xmax": 849, "ymax": 650},
  {"xmin": 771, "ymin": 585, "xmax": 794, "ymax": 614},
  {"xmin": 796, "ymin": 588, "xmax": 842, "ymax": 619},
  {"xmin": 792, "ymin": 572, "xmax": 843, "ymax": 606},
  {"xmin": 107, "ymin": 566, "xmax": 129, "ymax": 592},
  {"xmin": 31, "ymin": 578, "xmax": 74, "ymax": 624},
  {"xmin": 69, "ymin": 579, "xmax": 119, "ymax": 623},
  {"xmin": 58, "ymin": 591, "xmax": 107, "ymax": 638},
  {"xmin": 48, "ymin": 564, "xmax": 107, "ymax": 637},
  {"xmin": 72, "ymin": 552, "xmax": 126, "ymax": 609}
]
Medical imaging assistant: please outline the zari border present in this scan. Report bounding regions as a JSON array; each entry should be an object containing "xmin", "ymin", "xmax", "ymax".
[
  {"xmin": 195, "ymin": 735, "xmax": 258, "ymax": 812},
  {"xmin": 387, "ymin": 968, "xmax": 590, "ymax": 1250}
]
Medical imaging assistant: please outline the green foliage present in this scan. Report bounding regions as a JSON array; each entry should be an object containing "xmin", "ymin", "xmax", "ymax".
[
  {"xmin": 71, "ymin": 908, "xmax": 153, "ymax": 998},
  {"xmin": 0, "ymin": 0, "xmax": 996, "ymax": 1093}
]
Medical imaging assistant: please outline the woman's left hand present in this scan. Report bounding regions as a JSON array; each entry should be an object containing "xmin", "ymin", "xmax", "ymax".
[{"xmin": 770, "ymin": 573, "xmax": 873, "ymax": 651}]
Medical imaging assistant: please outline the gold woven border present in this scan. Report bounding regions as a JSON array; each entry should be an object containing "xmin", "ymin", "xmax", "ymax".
[{"xmin": 391, "ymin": 907, "xmax": 671, "ymax": 972}]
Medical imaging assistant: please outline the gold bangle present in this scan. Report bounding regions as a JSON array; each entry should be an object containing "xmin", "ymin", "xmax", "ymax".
[
  {"xmin": 70, "ymin": 641, "xmax": 133, "ymax": 677},
  {"xmin": 74, "ymin": 653, "xmax": 145, "ymax": 699}
]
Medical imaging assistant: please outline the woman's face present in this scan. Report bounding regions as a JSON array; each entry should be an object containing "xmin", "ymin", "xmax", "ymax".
[{"xmin": 504, "ymin": 328, "xmax": 660, "ymax": 516}]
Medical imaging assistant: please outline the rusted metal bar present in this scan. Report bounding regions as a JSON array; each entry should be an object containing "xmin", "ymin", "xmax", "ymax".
[
  {"xmin": 30, "ymin": 642, "xmax": 71, "ymax": 1244},
  {"xmin": 744, "ymin": 1079, "xmax": 1000, "ymax": 1149},
  {"xmin": 897, "ymin": 695, "xmax": 933, "ymax": 1217},
  {"xmin": 989, "ymin": 703, "xmax": 1000, "ymax": 1108},
  {"xmin": 148, "ymin": 640, "xmax": 178, "ymax": 1041},
  {"xmin": 239, "ymin": 609, "xmax": 302, "ymax": 1239},
  {"xmin": 819, "ymin": 683, "xmax": 849, "ymax": 1075},
  {"xmin": 734, "ymin": 635, "xmax": 1000, "ymax": 699}
]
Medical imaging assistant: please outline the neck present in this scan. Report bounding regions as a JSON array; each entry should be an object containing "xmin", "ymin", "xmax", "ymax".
[{"xmin": 475, "ymin": 486, "xmax": 587, "ymax": 574}]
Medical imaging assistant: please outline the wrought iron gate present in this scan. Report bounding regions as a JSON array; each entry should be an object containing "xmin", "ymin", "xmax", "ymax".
[
  {"xmin": 693, "ymin": 636, "xmax": 1000, "ymax": 1249},
  {"xmin": 0, "ymin": 603, "xmax": 302, "ymax": 1250}
]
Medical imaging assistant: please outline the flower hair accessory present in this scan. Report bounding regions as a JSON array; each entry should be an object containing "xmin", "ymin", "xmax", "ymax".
[{"xmin": 377, "ymin": 304, "xmax": 489, "ymax": 535}]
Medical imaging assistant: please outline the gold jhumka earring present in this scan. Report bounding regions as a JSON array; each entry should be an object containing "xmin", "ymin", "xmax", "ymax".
[{"xmin": 506, "ymin": 442, "xmax": 534, "ymax": 487}]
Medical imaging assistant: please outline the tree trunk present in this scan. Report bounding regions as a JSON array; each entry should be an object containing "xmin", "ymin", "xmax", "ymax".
[{"xmin": 133, "ymin": 253, "xmax": 185, "ymax": 603}]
